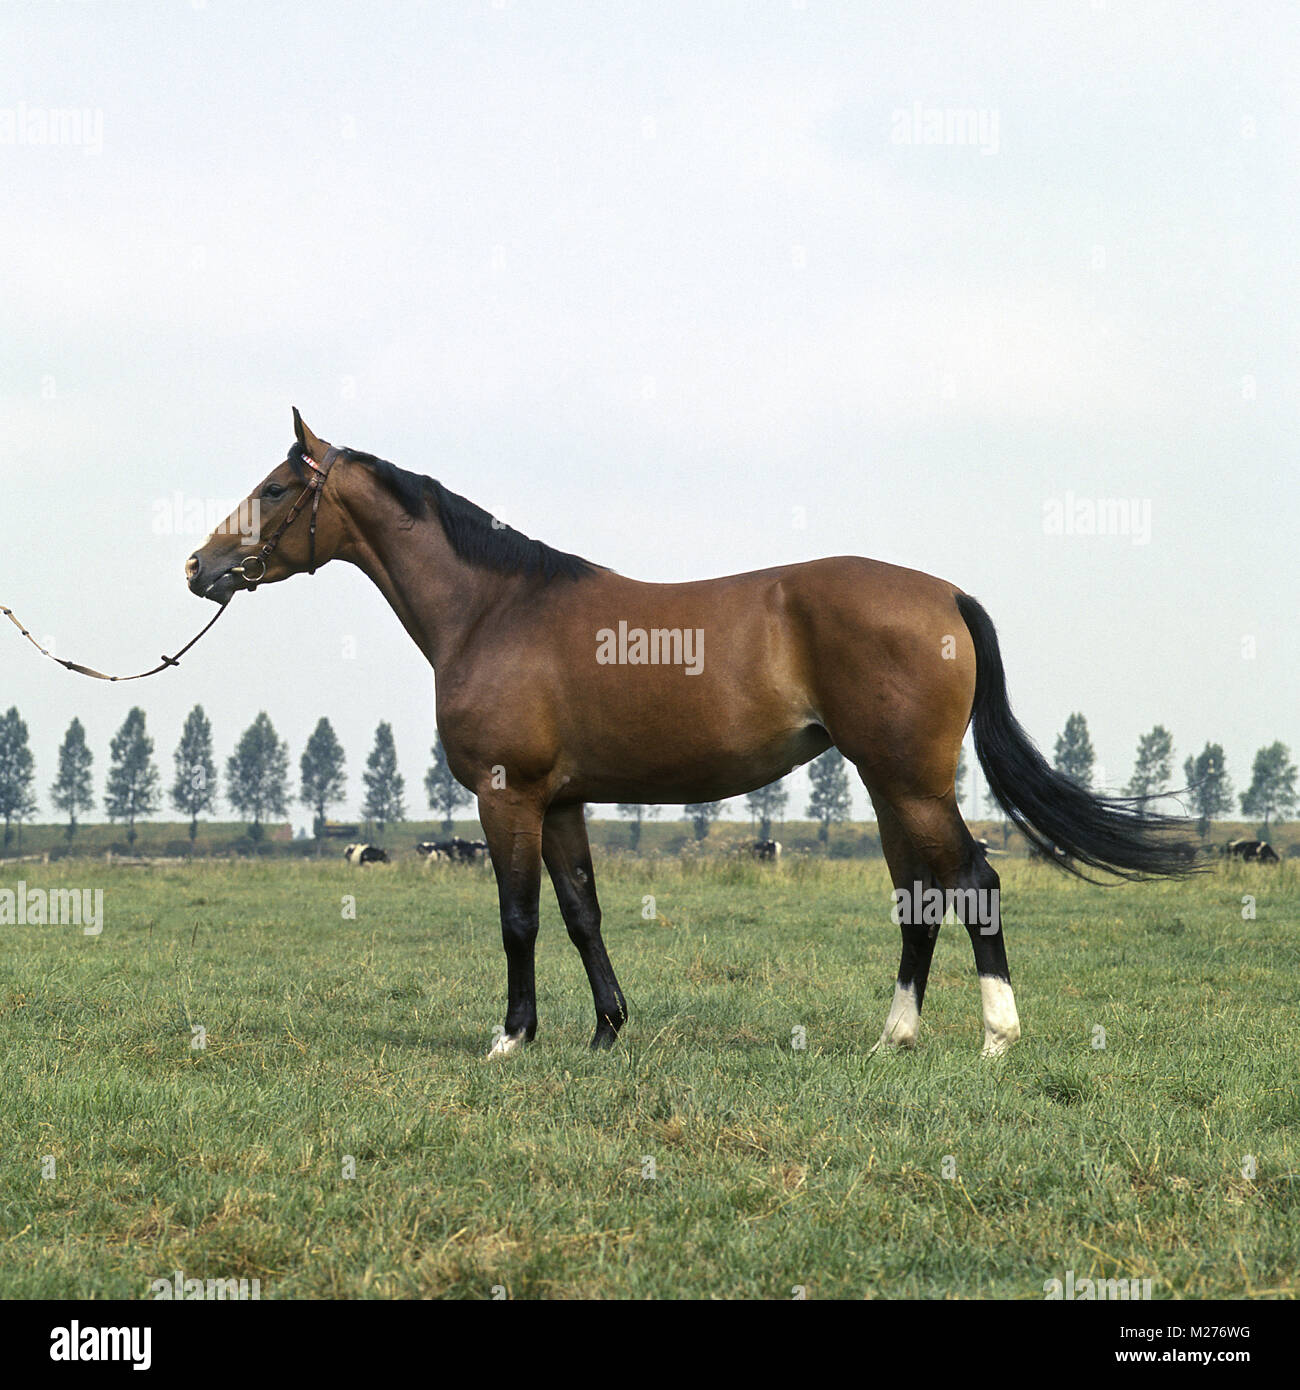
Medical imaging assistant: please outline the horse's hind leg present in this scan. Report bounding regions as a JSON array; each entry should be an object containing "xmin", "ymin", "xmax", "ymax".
[
  {"xmin": 963, "ymin": 853, "xmax": 1019, "ymax": 1056},
  {"xmin": 871, "ymin": 803, "xmax": 941, "ymax": 1051},
  {"xmin": 871, "ymin": 789, "xmax": 1021, "ymax": 1057},
  {"xmin": 542, "ymin": 801, "xmax": 628, "ymax": 1048}
]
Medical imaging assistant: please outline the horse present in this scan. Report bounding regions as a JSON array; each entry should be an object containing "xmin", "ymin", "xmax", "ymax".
[{"xmin": 185, "ymin": 410, "xmax": 1197, "ymax": 1058}]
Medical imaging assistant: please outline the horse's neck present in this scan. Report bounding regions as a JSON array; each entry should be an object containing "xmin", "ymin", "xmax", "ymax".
[{"xmin": 335, "ymin": 478, "xmax": 505, "ymax": 673}]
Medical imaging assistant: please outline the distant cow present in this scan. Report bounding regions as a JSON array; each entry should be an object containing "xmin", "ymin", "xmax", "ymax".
[
  {"xmin": 751, "ymin": 839, "xmax": 782, "ymax": 861},
  {"xmin": 1225, "ymin": 839, "xmax": 1279, "ymax": 864},
  {"xmin": 420, "ymin": 837, "xmax": 488, "ymax": 864},
  {"xmin": 344, "ymin": 843, "xmax": 389, "ymax": 866}
]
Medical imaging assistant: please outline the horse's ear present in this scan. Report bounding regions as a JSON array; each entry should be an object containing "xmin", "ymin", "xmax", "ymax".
[{"xmin": 292, "ymin": 407, "xmax": 328, "ymax": 460}]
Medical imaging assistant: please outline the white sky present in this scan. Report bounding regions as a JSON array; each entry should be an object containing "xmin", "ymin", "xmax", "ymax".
[{"xmin": 1, "ymin": 1, "xmax": 1296, "ymax": 832}]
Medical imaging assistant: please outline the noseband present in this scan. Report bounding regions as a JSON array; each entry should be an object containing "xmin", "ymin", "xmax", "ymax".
[{"xmin": 233, "ymin": 446, "xmax": 340, "ymax": 588}]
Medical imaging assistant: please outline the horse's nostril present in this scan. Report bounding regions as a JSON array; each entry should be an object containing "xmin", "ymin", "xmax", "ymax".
[{"xmin": 185, "ymin": 555, "xmax": 201, "ymax": 581}]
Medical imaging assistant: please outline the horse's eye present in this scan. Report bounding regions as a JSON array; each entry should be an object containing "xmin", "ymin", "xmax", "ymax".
[{"xmin": 264, "ymin": 482, "xmax": 286, "ymax": 499}]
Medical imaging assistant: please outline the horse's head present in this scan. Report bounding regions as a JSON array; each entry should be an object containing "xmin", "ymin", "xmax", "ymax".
[{"xmin": 186, "ymin": 409, "xmax": 344, "ymax": 604}]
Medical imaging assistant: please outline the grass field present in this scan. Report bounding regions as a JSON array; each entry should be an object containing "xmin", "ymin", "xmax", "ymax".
[{"xmin": 0, "ymin": 855, "xmax": 1296, "ymax": 1299}]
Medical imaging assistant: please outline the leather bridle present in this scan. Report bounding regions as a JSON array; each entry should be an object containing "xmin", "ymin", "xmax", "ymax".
[
  {"xmin": 1, "ymin": 445, "xmax": 343, "ymax": 682},
  {"xmin": 230, "ymin": 446, "xmax": 340, "ymax": 588}
]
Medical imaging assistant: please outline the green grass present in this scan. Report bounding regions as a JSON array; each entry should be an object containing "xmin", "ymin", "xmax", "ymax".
[{"xmin": 0, "ymin": 856, "xmax": 1296, "ymax": 1299}]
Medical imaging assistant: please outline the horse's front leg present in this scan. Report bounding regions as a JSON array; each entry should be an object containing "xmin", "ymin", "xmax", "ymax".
[{"xmin": 477, "ymin": 788, "xmax": 545, "ymax": 1057}]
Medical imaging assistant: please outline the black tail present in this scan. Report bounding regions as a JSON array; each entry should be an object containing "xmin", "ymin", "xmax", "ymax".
[{"xmin": 956, "ymin": 593, "xmax": 1200, "ymax": 881}]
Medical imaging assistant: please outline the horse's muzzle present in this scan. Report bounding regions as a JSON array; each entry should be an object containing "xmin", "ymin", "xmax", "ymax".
[{"xmin": 187, "ymin": 552, "xmax": 243, "ymax": 603}]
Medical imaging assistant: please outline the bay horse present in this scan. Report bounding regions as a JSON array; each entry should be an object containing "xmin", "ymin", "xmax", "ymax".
[{"xmin": 186, "ymin": 411, "xmax": 1194, "ymax": 1057}]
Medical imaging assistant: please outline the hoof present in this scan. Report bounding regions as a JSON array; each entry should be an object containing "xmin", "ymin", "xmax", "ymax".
[
  {"xmin": 980, "ymin": 1027, "xmax": 1019, "ymax": 1058},
  {"xmin": 871, "ymin": 983, "xmax": 920, "ymax": 1054},
  {"xmin": 486, "ymin": 1030, "xmax": 527, "ymax": 1059},
  {"xmin": 978, "ymin": 977, "xmax": 1020, "ymax": 1058}
]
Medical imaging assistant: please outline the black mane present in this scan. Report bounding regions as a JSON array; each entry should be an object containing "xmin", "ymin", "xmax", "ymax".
[{"xmin": 289, "ymin": 443, "xmax": 596, "ymax": 582}]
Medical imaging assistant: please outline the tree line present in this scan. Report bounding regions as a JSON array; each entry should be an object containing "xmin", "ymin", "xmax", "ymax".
[
  {"xmin": 1045, "ymin": 714, "xmax": 1296, "ymax": 838},
  {"xmin": 0, "ymin": 705, "xmax": 476, "ymax": 848},
  {"xmin": 0, "ymin": 704, "xmax": 1293, "ymax": 850},
  {"xmin": 635, "ymin": 716, "xmax": 1297, "ymax": 846}
]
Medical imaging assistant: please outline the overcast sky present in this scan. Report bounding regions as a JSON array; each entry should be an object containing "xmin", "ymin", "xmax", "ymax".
[{"xmin": 1, "ymin": 1, "xmax": 1295, "ymax": 834}]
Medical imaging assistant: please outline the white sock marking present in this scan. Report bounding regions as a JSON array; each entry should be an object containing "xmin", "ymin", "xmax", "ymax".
[
  {"xmin": 979, "ymin": 976, "xmax": 1021, "ymax": 1056},
  {"xmin": 873, "ymin": 981, "xmax": 921, "ymax": 1052}
]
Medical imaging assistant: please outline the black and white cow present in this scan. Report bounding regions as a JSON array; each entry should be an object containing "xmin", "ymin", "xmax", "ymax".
[
  {"xmin": 1225, "ymin": 839, "xmax": 1279, "ymax": 864},
  {"xmin": 751, "ymin": 839, "xmax": 782, "ymax": 861},
  {"xmin": 428, "ymin": 837, "xmax": 489, "ymax": 864},
  {"xmin": 344, "ymin": 843, "xmax": 389, "ymax": 866}
]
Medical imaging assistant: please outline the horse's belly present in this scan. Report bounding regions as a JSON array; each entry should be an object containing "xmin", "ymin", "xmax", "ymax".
[{"xmin": 566, "ymin": 721, "xmax": 831, "ymax": 805}]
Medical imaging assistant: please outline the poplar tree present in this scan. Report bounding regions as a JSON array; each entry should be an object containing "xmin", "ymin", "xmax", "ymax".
[
  {"xmin": 0, "ymin": 706, "xmax": 38, "ymax": 848},
  {"xmin": 1053, "ymin": 712, "xmax": 1095, "ymax": 789},
  {"xmin": 683, "ymin": 802, "xmax": 722, "ymax": 841},
  {"xmin": 746, "ymin": 779, "xmax": 789, "ymax": 842},
  {"xmin": 361, "ymin": 721, "xmax": 406, "ymax": 833},
  {"xmin": 807, "ymin": 748, "xmax": 852, "ymax": 844},
  {"xmin": 300, "ymin": 717, "xmax": 347, "ymax": 841},
  {"xmin": 424, "ymin": 734, "xmax": 470, "ymax": 834},
  {"xmin": 1126, "ymin": 725, "xmax": 1174, "ymax": 800},
  {"xmin": 226, "ymin": 712, "xmax": 289, "ymax": 841},
  {"xmin": 171, "ymin": 705, "xmax": 218, "ymax": 842},
  {"xmin": 1240, "ymin": 743, "xmax": 1298, "ymax": 837},
  {"xmin": 618, "ymin": 803, "xmax": 662, "ymax": 851},
  {"xmin": 51, "ymin": 717, "xmax": 94, "ymax": 841},
  {"xmin": 1182, "ymin": 743, "xmax": 1233, "ymax": 838},
  {"xmin": 105, "ymin": 707, "xmax": 160, "ymax": 847}
]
